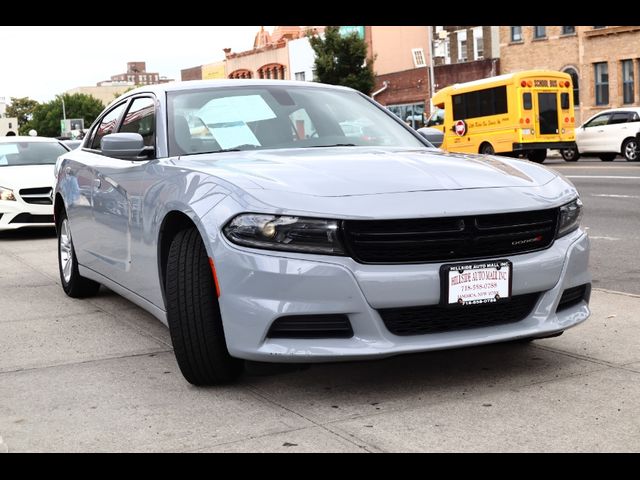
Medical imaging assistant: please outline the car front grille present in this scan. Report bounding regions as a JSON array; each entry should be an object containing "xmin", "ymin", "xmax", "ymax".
[
  {"xmin": 267, "ymin": 314, "xmax": 354, "ymax": 339},
  {"xmin": 19, "ymin": 187, "xmax": 53, "ymax": 205},
  {"xmin": 378, "ymin": 292, "xmax": 541, "ymax": 336},
  {"xmin": 342, "ymin": 208, "xmax": 558, "ymax": 264},
  {"xmin": 9, "ymin": 213, "xmax": 55, "ymax": 224}
]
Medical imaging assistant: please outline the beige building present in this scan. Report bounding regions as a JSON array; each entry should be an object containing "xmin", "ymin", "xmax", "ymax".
[
  {"xmin": 500, "ymin": 26, "xmax": 640, "ymax": 123},
  {"xmin": 369, "ymin": 26, "xmax": 430, "ymax": 75},
  {"xmin": 65, "ymin": 85, "xmax": 135, "ymax": 106}
]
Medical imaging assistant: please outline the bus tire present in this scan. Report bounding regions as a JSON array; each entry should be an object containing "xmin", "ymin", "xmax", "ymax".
[
  {"xmin": 561, "ymin": 148, "xmax": 580, "ymax": 162},
  {"xmin": 527, "ymin": 149, "xmax": 547, "ymax": 163},
  {"xmin": 479, "ymin": 143, "xmax": 495, "ymax": 155},
  {"xmin": 599, "ymin": 153, "xmax": 616, "ymax": 162}
]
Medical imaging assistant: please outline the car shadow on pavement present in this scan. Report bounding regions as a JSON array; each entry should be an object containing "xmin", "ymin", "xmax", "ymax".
[{"xmin": 0, "ymin": 227, "xmax": 56, "ymax": 241}]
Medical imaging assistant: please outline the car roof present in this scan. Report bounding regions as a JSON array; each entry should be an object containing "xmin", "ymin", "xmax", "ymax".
[
  {"xmin": 591, "ymin": 107, "xmax": 640, "ymax": 116},
  {"xmin": 105, "ymin": 79, "xmax": 357, "ymax": 109},
  {"xmin": 0, "ymin": 136, "xmax": 64, "ymax": 144}
]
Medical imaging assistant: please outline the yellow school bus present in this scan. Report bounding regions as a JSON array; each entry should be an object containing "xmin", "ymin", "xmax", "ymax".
[{"xmin": 426, "ymin": 70, "xmax": 576, "ymax": 163}]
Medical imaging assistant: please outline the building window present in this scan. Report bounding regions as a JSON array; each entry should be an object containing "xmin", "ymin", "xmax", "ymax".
[
  {"xmin": 412, "ymin": 48, "xmax": 426, "ymax": 68},
  {"xmin": 534, "ymin": 26, "xmax": 546, "ymax": 39},
  {"xmin": 457, "ymin": 30, "xmax": 467, "ymax": 62},
  {"xmin": 473, "ymin": 27, "xmax": 484, "ymax": 60},
  {"xmin": 295, "ymin": 71, "xmax": 306, "ymax": 81},
  {"xmin": 562, "ymin": 26, "xmax": 575, "ymax": 35},
  {"xmin": 622, "ymin": 60, "xmax": 634, "ymax": 104},
  {"xmin": 563, "ymin": 67, "xmax": 580, "ymax": 106},
  {"xmin": 511, "ymin": 26, "xmax": 522, "ymax": 42},
  {"xmin": 594, "ymin": 62, "xmax": 609, "ymax": 105}
]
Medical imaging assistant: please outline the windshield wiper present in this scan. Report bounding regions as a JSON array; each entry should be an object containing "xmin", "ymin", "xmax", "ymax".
[{"xmin": 308, "ymin": 143, "xmax": 357, "ymax": 148}]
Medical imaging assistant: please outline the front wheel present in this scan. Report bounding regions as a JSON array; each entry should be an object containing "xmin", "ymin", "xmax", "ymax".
[
  {"xmin": 527, "ymin": 149, "xmax": 547, "ymax": 163},
  {"xmin": 622, "ymin": 138, "xmax": 638, "ymax": 162},
  {"xmin": 165, "ymin": 227, "xmax": 244, "ymax": 386},
  {"xmin": 561, "ymin": 148, "xmax": 580, "ymax": 162},
  {"xmin": 57, "ymin": 211, "xmax": 101, "ymax": 297}
]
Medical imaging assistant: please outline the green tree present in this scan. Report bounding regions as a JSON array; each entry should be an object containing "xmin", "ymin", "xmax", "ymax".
[
  {"xmin": 29, "ymin": 93, "xmax": 104, "ymax": 138},
  {"xmin": 5, "ymin": 97, "xmax": 39, "ymax": 135},
  {"xmin": 309, "ymin": 26, "xmax": 375, "ymax": 95}
]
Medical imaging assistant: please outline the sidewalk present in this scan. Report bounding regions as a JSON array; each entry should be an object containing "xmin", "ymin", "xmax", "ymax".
[{"xmin": 1, "ymin": 233, "xmax": 639, "ymax": 452}]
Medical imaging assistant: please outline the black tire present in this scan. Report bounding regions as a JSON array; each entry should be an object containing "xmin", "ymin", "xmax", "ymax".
[
  {"xmin": 561, "ymin": 148, "xmax": 580, "ymax": 162},
  {"xmin": 57, "ymin": 210, "xmax": 101, "ymax": 298},
  {"xmin": 527, "ymin": 149, "xmax": 547, "ymax": 163},
  {"xmin": 165, "ymin": 227, "xmax": 243, "ymax": 385},
  {"xmin": 479, "ymin": 143, "xmax": 495, "ymax": 155},
  {"xmin": 599, "ymin": 153, "xmax": 616, "ymax": 162},
  {"xmin": 622, "ymin": 138, "xmax": 639, "ymax": 162}
]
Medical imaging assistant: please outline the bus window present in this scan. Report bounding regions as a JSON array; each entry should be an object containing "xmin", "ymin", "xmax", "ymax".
[
  {"xmin": 523, "ymin": 93, "xmax": 532, "ymax": 110},
  {"xmin": 561, "ymin": 93, "xmax": 570, "ymax": 110}
]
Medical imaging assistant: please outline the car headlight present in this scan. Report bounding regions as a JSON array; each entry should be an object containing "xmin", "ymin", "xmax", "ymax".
[
  {"xmin": 557, "ymin": 197, "xmax": 583, "ymax": 238},
  {"xmin": 0, "ymin": 186, "xmax": 16, "ymax": 201},
  {"xmin": 223, "ymin": 213, "xmax": 345, "ymax": 255}
]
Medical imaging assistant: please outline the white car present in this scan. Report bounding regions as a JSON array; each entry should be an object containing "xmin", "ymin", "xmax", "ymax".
[
  {"xmin": 0, "ymin": 136, "xmax": 70, "ymax": 231},
  {"xmin": 561, "ymin": 107, "xmax": 640, "ymax": 162}
]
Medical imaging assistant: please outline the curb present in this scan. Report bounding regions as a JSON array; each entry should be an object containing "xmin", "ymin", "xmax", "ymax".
[{"xmin": 592, "ymin": 287, "xmax": 640, "ymax": 299}]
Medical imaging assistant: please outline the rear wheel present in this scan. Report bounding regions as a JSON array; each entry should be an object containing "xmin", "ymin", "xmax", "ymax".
[
  {"xmin": 165, "ymin": 227, "xmax": 243, "ymax": 386},
  {"xmin": 479, "ymin": 143, "xmax": 495, "ymax": 155},
  {"xmin": 622, "ymin": 138, "xmax": 638, "ymax": 162},
  {"xmin": 599, "ymin": 153, "xmax": 616, "ymax": 162},
  {"xmin": 57, "ymin": 210, "xmax": 101, "ymax": 298},
  {"xmin": 527, "ymin": 149, "xmax": 547, "ymax": 163},
  {"xmin": 561, "ymin": 148, "xmax": 580, "ymax": 162}
]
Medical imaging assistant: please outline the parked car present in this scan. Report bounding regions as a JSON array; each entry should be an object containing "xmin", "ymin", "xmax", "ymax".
[
  {"xmin": 560, "ymin": 107, "xmax": 640, "ymax": 162},
  {"xmin": 0, "ymin": 136, "xmax": 69, "ymax": 231},
  {"xmin": 54, "ymin": 80, "xmax": 591, "ymax": 385}
]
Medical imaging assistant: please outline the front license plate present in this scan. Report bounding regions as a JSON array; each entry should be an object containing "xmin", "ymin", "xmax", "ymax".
[{"xmin": 441, "ymin": 260, "xmax": 512, "ymax": 306}]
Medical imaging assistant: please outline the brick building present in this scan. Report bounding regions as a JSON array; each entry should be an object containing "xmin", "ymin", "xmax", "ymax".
[
  {"xmin": 103, "ymin": 61, "xmax": 173, "ymax": 86},
  {"xmin": 499, "ymin": 26, "xmax": 640, "ymax": 124}
]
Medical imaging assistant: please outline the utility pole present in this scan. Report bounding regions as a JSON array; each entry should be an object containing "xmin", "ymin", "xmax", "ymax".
[{"xmin": 427, "ymin": 26, "xmax": 435, "ymax": 113}]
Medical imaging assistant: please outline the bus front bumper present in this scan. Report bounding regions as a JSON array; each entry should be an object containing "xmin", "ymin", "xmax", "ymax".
[{"xmin": 513, "ymin": 142, "xmax": 576, "ymax": 151}]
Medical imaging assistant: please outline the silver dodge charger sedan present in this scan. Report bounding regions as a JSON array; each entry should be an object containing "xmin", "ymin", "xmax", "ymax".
[{"xmin": 54, "ymin": 80, "xmax": 591, "ymax": 385}]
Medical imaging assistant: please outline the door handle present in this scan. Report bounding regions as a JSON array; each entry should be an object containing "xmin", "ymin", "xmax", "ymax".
[{"xmin": 93, "ymin": 178, "xmax": 101, "ymax": 189}]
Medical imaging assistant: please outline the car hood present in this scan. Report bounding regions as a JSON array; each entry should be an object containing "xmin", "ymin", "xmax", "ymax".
[
  {"xmin": 0, "ymin": 164, "xmax": 55, "ymax": 190},
  {"xmin": 177, "ymin": 147, "xmax": 557, "ymax": 197}
]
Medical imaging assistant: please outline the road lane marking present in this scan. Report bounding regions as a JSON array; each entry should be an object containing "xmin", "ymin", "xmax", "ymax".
[
  {"xmin": 592, "ymin": 194, "xmax": 640, "ymax": 199},
  {"xmin": 589, "ymin": 236, "xmax": 621, "ymax": 241},
  {"xmin": 565, "ymin": 175, "xmax": 640, "ymax": 179}
]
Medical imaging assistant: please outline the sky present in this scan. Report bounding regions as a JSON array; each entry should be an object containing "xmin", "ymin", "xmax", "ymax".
[{"xmin": 0, "ymin": 26, "xmax": 274, "ymax": 103}]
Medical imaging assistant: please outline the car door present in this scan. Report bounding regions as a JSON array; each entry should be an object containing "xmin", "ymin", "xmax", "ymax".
[
  {"xmin": 66, "ymin": 101, "xmax": 129, "ymax": 271},
  {"xmin": 577, "ymin": 113, "xmax": 611, "ymax": 153},
  {"xmin": 90, "ymin": 96, "xmax": 158, "ymax": 291},
  {"xmin": 605, "ymin": 111, "xmax": 634, "ymax": 152}
]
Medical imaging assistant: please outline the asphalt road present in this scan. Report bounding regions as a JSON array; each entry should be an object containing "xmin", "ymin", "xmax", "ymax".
[{"xmin": 545, "ymin": 157, "xmax": 640, "ymax": 295}]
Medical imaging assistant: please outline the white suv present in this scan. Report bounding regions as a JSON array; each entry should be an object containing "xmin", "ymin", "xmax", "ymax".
[{"xmin": 561, "ymin": 107, "xmax": 640, "ymax": 162}]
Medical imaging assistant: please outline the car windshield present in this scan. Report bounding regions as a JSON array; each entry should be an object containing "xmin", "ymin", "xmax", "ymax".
[
  {"xmin": 0, "ymin": 141, "xmax": 68, "ymax": 167},
  {"xmin": 167, "ymin": 85, "xmax": 426, "ymax": 156}
]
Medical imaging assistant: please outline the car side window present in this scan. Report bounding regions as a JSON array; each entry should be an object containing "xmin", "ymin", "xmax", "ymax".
[
  {"xmin": 584, "ymin": 114, "xmax": 611, "ymax": 128},
  {"xmin": 119, "ymin": 97, "xmax": 156, "ymax": 148},
  {"xmin": 628, "ymin": 112, "xmax": 639, "ymax": 122},
  {"xmin": 608, "ymin": 112, "xmax": 630, "ymax": 125},
  {"xmin": 91, "ymin": 102, "xmax": 128, "ymax": 150}
]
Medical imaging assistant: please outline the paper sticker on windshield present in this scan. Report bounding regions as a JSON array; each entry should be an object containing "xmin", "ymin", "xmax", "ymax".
[
  {"xmin": 199, "ymin": 95, "xmax": 276, "ymax": 125},
  {"xmin": 211, "ymin": 121, "xmax": 261, "ymax": 150}
]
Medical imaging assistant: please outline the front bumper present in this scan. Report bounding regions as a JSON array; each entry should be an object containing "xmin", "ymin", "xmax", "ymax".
[
  {"xmin": 512, "ymin": 142, "xmax": 576, "ymax": 151},
  {"xmin": 213, "ymin": 228, "xmax": 591, "ymax": 362},
  {"xmin": 0, "ymin": 200, "xmax": 54, "ymax": 231}
]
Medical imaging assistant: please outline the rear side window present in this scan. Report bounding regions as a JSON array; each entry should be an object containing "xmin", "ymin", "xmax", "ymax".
[
  {"xmin": 608, "ymin": 112, "xmax": 630, "ymax": 125},
  {"xmin": 560, "ymin": 93, "xmax": 570, "ymax": 110},
  {"xmin": 119, "ymin": 97, "xmax": 156, "ymax": 147},
  {"xmin": 523, "ymin": 93, "xmax": 532, "ymax": 110},
  {"xmin": 91, "ymin": 102, "xmax": 128, "ymax": 150}
]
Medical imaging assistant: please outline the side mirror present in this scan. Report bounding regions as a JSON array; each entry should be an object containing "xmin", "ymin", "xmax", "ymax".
[{"xmin": 101, "ymin": 133, "xmax": 153, "ymax": 160}]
